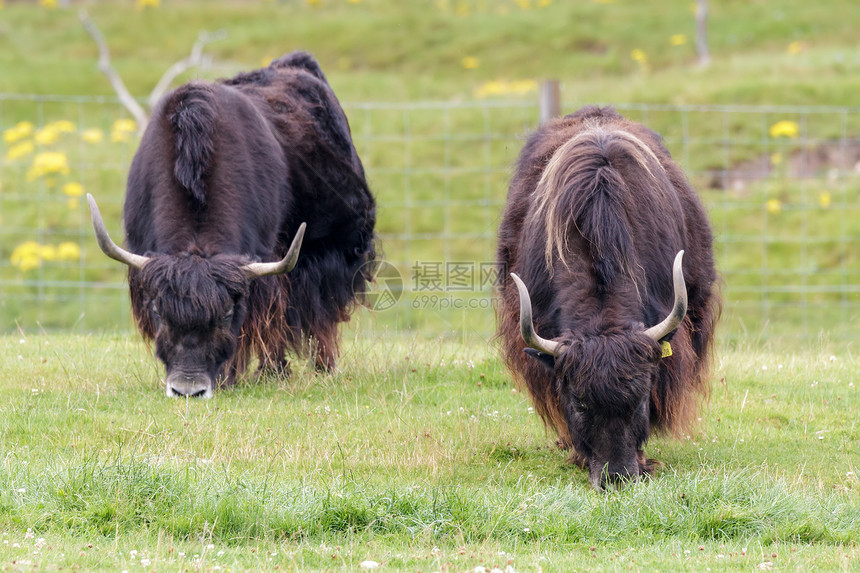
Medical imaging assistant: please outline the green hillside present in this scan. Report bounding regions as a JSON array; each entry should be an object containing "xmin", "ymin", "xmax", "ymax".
[
  {"xmin": 2, "ymin": 0, "xmax": 860, "ymax": 342},
  {"xmin": 3, "ymin": 0, "xmax": 860, "ymax": 104}
]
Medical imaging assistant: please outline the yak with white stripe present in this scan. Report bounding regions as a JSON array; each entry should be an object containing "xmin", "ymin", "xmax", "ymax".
[{"xmin": 496, "ymin": 106, "xmax": 720, "ymax": 488}]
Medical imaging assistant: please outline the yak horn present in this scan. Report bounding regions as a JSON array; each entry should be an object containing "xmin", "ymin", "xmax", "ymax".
[
  {"xmin": 510, "ymin": 273, "xmax": 565, "ymax": 357},
  {"xmin": 242, "ymin": 222, "xmax": 306, "ymax": 279},
  {"xmin": 87, "ymin": 194, "xmax": 150, "ymax": 270},
  {"xmin": 643, "ymin": 250, "xmax": 688, "ymax": 341}
]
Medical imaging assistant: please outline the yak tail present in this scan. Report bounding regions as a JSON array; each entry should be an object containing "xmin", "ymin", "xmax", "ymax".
[
  {"xmin": 532, "ymin": 125, "xmax": 668, "ymax": 287},
  {"xmin": 168, "ymin": 83, "xmax": 217, "ymax": 205}
]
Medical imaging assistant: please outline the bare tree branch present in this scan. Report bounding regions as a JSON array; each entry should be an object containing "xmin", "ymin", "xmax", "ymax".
[
  {"xmin": 78, "ymin": 9, "xmax": 149, "ymax": 130},
  {"xmin": 147, "ymin": 29, "xmax": 227, "ymax": 109},
  {"xmin": 695, "ymin": 0, "xmax": 711, "ymax": 68}
]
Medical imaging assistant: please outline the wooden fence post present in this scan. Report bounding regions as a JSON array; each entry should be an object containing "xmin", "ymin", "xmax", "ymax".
[{"xmin": 539, "ymin": 79, "xmax": 561, "ymax": 125}]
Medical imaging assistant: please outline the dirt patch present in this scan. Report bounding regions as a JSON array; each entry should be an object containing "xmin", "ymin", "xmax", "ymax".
[{"xmin": 706, "ymin": 139, "xmax": 860, "ymax": 192}]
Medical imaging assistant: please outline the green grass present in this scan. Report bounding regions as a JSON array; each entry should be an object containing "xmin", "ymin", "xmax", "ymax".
[
  {"xmin": 0, "ymin": 333, "xmax": 858, "ymax": 570},
  {"xmin": 3, "ymin": 0, "xmax": 860, "ymax": 104},
  {"xmin": 1, "ymin": 2, "xmax": 859, "ymax": 570}
]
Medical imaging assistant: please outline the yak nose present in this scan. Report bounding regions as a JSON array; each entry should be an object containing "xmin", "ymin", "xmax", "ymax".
[
  {"xmin": 591, "ymin": 461, "xmax": 640, "ymax": 490},
  {"xmin": 165, "ymin": 374, "xmax": 213, "ymax": 399}
]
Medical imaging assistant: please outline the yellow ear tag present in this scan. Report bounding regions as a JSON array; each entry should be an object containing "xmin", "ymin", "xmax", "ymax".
[{"xmin": 660, "ymin": 341, "xmax": 673, "ymax": 358}]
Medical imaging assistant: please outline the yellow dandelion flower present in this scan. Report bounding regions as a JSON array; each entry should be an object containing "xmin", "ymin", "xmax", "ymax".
[
  {"xmin": 39, "ymin": 0, "xmax": 57, "ymax": 8},
  {"xmin": 475, "ymin": 80, "xmax": 504, "ymax": 98},
  {"xmin": 40, "ymin": 245, "xmax": 58, "ymax": 262},
  {"xmin": 136, "ymin": 0, "xmax": 160, "ymax": 9},
  {"xmin": 474, "ymin": 79, "xmax": 537, "ymax": 98},
  {"xmin": 3, "ymin": 121, "xmax": 34, "ymax": 144},
  {"xmin": 766, "ymin": 199, "xmax": 782, "ymax": 214},
  {"xmin": 34, "ymin": 126, "xmax": 61, "ymax": 146},
  {"xmin": 57, "ymin": 242, "xmax": 81, "ymax": 261},
  {"xmin": 62, "ymin": 182, "xmax": 85, "ymax": 197},
  {"xmin": 80, "ymin": 128, "xmax": 104, "ymax": 144},
  {"xmin": 631, "ymin": 49, "xmax": 648, "ymax": 64},
  {"xmin": 538, "ymin": 0, "xmax": 552, "ymax": 6},
  {"xmin": 11, "ymin": 241, "xmax": 43, "ymax": 271},
  {"xmin": 346, "ymin": 0, "xmax": 361, "ymax": 3},
  {"xmin": 769, "ymin": 120, "xmax": 799, "ymax": 138},
  {"xmin": 26, "ymin": 151, "xmax": 70, "ymax": 181},
  {"xmin": 670, "ymin": 34, "xmax": 687, "ymax": 46},
  {"xmin": 110, "ymin": 118, "xmax": 138, "ymax": 143},
  {"xmin": 461, "ymin": 56, "xmax": 480, "ymax": 70},
  {"xmin": 5, "ymin": 141, "xmax": 35, "ymax": 161},
  {"xmin": 770, "ymin": 152, "xmax": 783, "ymax": 166},
  {"xmin": 787, "ymin": 41, "xmax": 803, "ymax": 55},
  {"xmin": 111, "ymin": 118, "xmax": 138, "ymax": 134},
  {"xmin": 510, "ymin": 79, "xmax": 538, "ymax": 94},
  {"xmin": 306, "ymin": 0, "xmax": 320, "ymax": 5},
  {"xmin": 49, "ymin": 120, "xmax": 76, "ymax": 133},
  {"xmin": 515, "ymin": 0, "xmax": 531, "ymax": 9},
  {"xmin": 819, "ymin": 191, "xmax": 831, "ymax": 209}
]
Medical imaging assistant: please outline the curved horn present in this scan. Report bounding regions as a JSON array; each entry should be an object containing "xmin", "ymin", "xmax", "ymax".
[
  {"xmin": 87, "ymin": 193, "xmax": 150, "ymax": 269},
  {"xmin": 643, "ymin": 250, "xmax": 688, "ymax": 341},
  {"xmin": 510, "ymin": 273, "xmax": 565, "ymax": 357},
  {"xmin": 242, "ymin": 222, "xmax": 306, "ymax": 279}
]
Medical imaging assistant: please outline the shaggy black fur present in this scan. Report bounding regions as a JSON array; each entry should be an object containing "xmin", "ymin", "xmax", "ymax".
[
  {"xmin": 122, "ymin": 51, "xmax": 376, "ymax": 392},
  {"xmin": 496, "ymin": 106, "xmax": 720, "ymax": 487}
]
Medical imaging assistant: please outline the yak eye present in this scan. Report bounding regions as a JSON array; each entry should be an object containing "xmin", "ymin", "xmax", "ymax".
[
  {"xmin": 221, "ymin": 308, "xmax": 234, "ymax": 326},
  {"xmin": 151, "ymin": 304, "xmax": 161, "ymax": 319}
]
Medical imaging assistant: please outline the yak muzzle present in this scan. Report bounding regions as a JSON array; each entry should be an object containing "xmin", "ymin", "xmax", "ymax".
[
  {"xmin": 589, "ymin": 454, "xmax": 642, "ymax": 490},
  {"xmin": 165, "ymin": 373, "xmax": 214, "ymax": 399}
]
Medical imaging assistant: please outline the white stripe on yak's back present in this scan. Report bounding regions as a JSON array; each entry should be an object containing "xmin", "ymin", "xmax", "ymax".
[{"xmin": 528, "ymin": 123, "xmax": 671, "ymax": 286}]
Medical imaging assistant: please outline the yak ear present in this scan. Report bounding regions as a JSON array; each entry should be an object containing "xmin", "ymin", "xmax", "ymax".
[{"xmin": 524, "ymin": 347, "xmax": 555, "ymax": 370}]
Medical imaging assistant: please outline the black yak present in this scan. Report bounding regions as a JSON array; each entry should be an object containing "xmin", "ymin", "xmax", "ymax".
[
  {"xmin": 496, "ymin": 106, "xmax": 720, "ymax": 488},
  {"xmin": 88, "ymin": 51, "xmax": 376, "ymax": 398}
]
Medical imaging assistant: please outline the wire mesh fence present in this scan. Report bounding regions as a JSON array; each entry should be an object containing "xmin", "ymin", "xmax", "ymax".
[{"xmin": 2, "ymin": 93, "xmax": 860, "ymax": 343}]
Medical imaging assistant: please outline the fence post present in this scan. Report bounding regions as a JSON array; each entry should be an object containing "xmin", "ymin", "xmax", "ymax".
[{"xmin": 539, "ymin": 79, "xmax": 561, "ymax": 125}]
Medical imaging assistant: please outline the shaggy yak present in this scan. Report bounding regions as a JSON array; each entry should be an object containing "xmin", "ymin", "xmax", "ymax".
[
  {"xmin": 88, "ymin": 51, "xmax": 376, "ymax": 398},
  {"xmin": 496, "ymin": 106, "xmax": 720, "ymax": 488}
]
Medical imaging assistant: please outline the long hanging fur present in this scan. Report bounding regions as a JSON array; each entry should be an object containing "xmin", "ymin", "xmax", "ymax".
[
  {"xmin": 169, "ymin": 84, "xmax": 217, "ymax": 205},
  {"xmin": 123, "ymin": 51, "xmax": 376, "ymax": 382},
  {"xmin": 497, "ymin": 105, "xmax": 721, "ymax": 449}
]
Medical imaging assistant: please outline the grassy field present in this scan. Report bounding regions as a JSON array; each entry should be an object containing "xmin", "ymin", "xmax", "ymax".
[
  {"xmin": 0, "ymin": 334, "xmax": 858, "ymax": 571},
  {"xmin": 1, "ymin": 3, "xmax": 860, "ymax": 570}
]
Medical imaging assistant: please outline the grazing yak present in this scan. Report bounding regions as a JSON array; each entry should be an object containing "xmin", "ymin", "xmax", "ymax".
[
  {"xmin": 496, "ymin": 106, "xmax": 719, "ymax": 488},
  {"xmin": 88, "ymin": 51, "xmax": 376, "ymax": 398}
]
